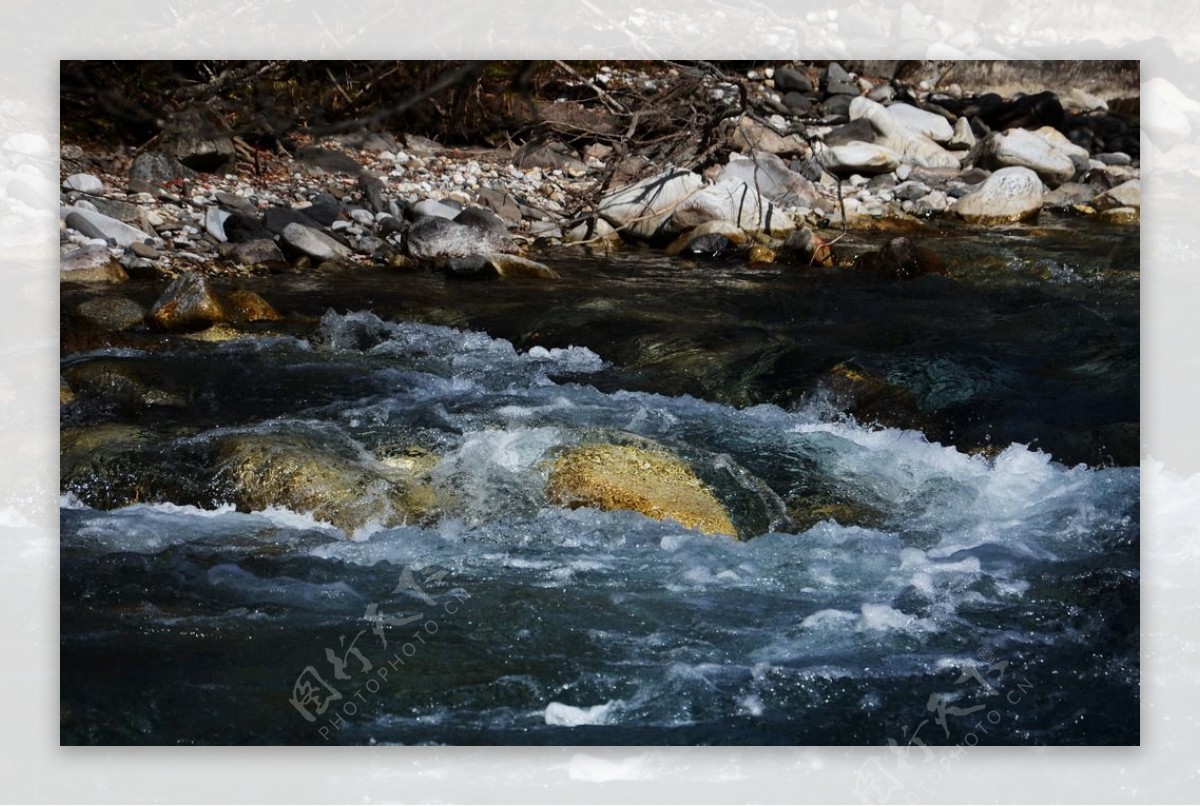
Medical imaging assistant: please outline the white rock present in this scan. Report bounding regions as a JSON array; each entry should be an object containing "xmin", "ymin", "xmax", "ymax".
[
  {"xmin": 564, "ymin": 217, "xmax": 617, "ymax": 244},
  {"xmin": 911, "ymin": 190, "xmax": 950, "ymax": 215},
  {"xmin": 204, "ymin": 206, "xmax": 230, "ymax": 242},
  {"xmin": 1063, "ymin": 88, "xmax": 1108, "ymax": 113},
  {"xmin": 3, "ymin": 133, "xmax": 52, "ymax": 158},
  {"xmin": 63, "ymin": 173, "xmax": 104, "ymax": 194},
  {"xmin": 1030, "ymin": 126, "xmax": 1091, "ymax": 172},
  {"xmin": 951, "ymin": 166, "xmax": 1044, "ymax": 224},
  {"xmin": 849, "ymin": 96, "xmax": 959, "ymax": 169},
  {"xmin": 668, "ymin": 180, "xmax": 795, "ymax": 235},
  {"xmin": 1158, "ymin": 140, "xmax": 1200, "ymax": 175},
  {"xmin": 990, "ymin": 130, "xmax": 1076, "ymax": 187},
  {"xmin": 1143, "ymin": 77, "xmax": 1200, "ymax": 151},
  {"xmin": 949, "ymin": 117, "xmax": 976, "ymax": 150},
  {"xmin": 715, "ymin": 151, "xmax": 821, "ymax": 208},
  {"xmin": 886, "ymin": 103, "xmax": 954, "ymax": 143},
  {"xmin": 817, "ymin": 142, "xmax": 901, "ymax": 175},
  {"xmin": 349, "ymin": 208, "xmax": 376, "ymax": 226},
  {"xmin": 1094, "ymin": 179, "xmax": 1140, "ymax": 210},
  {"xmin": 598, "ymin": 168, "xmax": 704, "ymax": 240}
]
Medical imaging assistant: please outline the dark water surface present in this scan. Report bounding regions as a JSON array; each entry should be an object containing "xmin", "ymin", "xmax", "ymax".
[{"xmin": 61, "ymin": 218, "xmax": 1139, "ymax": 745}]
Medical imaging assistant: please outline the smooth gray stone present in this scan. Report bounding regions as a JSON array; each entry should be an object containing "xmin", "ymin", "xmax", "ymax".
[{"xmin": 64, "ymin": 173, "xmax": 104, "ymax": 194}]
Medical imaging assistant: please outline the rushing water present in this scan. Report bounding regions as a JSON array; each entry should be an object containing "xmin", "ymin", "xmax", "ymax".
[{"xmin": 60, "ymin": 220, "xmax": 1139, "ymax": 745}]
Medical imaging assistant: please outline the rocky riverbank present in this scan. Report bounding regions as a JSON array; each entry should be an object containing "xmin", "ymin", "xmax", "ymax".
[{"xmin": 59, "ymin": 62, "xmax": 1139, "ymax": 300}]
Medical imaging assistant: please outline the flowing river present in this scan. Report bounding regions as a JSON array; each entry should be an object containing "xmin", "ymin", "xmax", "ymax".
[{"xmin": 60, "ymin": 218, "xmax": 1138, "ymax": 745}]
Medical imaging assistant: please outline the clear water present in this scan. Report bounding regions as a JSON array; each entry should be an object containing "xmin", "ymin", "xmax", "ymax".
[{"xmin": 60, "ymin": 220, "xmax": 1139, "ymax": 745}]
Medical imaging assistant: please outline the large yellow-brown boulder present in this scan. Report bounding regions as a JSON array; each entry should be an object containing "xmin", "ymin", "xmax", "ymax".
[
  {"xmin": 215, "ymin": 434, "xmax": 436, "ymax": 535},
  {"xmin": 545, "ymin": 443, "xmax": 737, "ymax": 537}
]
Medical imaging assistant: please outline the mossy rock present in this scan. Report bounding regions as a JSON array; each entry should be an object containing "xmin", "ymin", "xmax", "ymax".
[
  {"xmin": 545, "ymin": 443, "xmax": 737, "ymax": 538},
  {"xmin": 214, "ymin": 433, "xmax": 436, "ymax": 535}
]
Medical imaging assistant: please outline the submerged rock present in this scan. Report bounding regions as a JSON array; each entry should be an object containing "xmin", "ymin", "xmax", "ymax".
[
  {"xmin": 61, "ymin": 424, "xmax": 202, "ymax": 510},
  {"xmin": 545, "ymin": 443, "xmax": 737, "ymax": 538},
  {"xmin": 73, "ymin": 296, "xmax": 146, "ymax": 331},
  {"xmin": 224, "ymin": 289, "xmax": 283, "ymax": 322},
  {"xmin": 61, "ymin": 359, "xmax": 187, "ymax": 411},
  {"xmin": 1092, "ymin": 179, "xmax": 1140, "ymax": 211},
  {"xmin": 444, "ymin": 254, "xmax": 558, "ymax": 280},
  {"xmin": 852, "ymin": 236, "xmax": 947, "ymax": 280},
  {"xmin": 487, "ymin": 254, "xmax": 559, "ymax": 279},
  {"xmin": 783, "ymin": 228, "xmax": 834, "ymax": 266},
  {"xmin": 666, "ymin": 220, "xmax": 749, "ymax": 259},
  {"xmin": 146, "ymin": 272, "xmax": 230, "ymax": 332}
]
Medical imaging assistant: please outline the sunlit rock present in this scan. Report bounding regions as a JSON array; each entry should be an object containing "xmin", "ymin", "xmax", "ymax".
[{"xmin": 546, "ymin": 443, "xmax": 737, "ymax": 538}]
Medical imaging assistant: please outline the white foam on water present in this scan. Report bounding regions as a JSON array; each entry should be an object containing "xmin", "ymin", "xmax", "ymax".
[
  {"xmin": 316, "ymin": 311, "xmax": 604, "ymax": 385},
  {"xmin": 62, "ymin": 499, "xmax": 351, "ymax": 554},
  {"xmin": 544, "ymin": 700, "xmax": 618, "ymax": 727},
  {"xmin": 738, "ymin": 693, "xmax": 765, "ymax": 717},
  {"xmin": 801, "ymin": 608, "xmax": 858, "ymax": 629},
  {"xmin": 250, "ymin": 505, "xmax": 341, "ymax": 535},
  {"xmin": 0, "ymin": 507, "xmax": 36, "ymax": 527},
  {"xmin": 59, "ymin": 492, "xmax": 91, "ymax": 510},
  {"xmin": 857, "ymin": 603, "xmax": 939, "ymax": 634},
  {"xmin": 567, "ymin": 754, "xmax": 654, "ymax": 782}
]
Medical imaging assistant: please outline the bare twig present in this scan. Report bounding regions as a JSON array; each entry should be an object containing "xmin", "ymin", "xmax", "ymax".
[
  {"xmin": 326, "ymin": 67, "xmax": 355, "ymax": 108},
  {"xmin": 553, "ymin": 60, "xmax": 629, "ymax": 115}
]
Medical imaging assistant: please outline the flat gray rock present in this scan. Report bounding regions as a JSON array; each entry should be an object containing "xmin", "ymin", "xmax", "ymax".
[
  {"xmin": 281, "ymin": 222, "xmax": 352, "ymax": 261},
  {"xmin": 412, "ymin": 199, "xmax": 463, "ymax": 221},
  {"xmin": 64, "ymin": 173, "xmax": 104, "ymax": 194},
  {"xmin": 817, "ymin": 142, "xmax": 901, "ymax": 175},
  {"xmin": 63, "ymin": 206, "xmax": 152, "ymax": 247}
]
